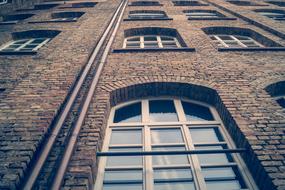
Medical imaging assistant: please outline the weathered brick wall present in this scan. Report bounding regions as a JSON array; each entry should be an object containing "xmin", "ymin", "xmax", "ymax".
[
  {"xmin": 0, "ymin": 0, "xmax": 121, "ymax": 189},
  {"xmin": 65, "ymin": 0, "xmax": 285, "ymax": 189}
]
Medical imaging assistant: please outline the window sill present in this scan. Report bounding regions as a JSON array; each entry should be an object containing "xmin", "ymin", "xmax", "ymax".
[
  {"xmin": 113, "ymin": 47, "xmax": 195, "ymax": 53},
  {"xmin": 123, "ymin": 18, "xmax": 173, "ymax": 21},
  {"xmin": 218, "ymin": 47, "xmax": 285, "ymax": 51},
  {"xmin": 173, "ymin": 4, "xmax": 209, "ymax": 6},
  {"xmin": 0, "ymin": 51, "xmax": 37, "ymax": 55},
  {"xmin": 28, "ymin": 20, "xmax": 77, "ymax": 23},
  {"xmin": 188, "ymin": 17, "xmax": 236, "ymax": 20}
]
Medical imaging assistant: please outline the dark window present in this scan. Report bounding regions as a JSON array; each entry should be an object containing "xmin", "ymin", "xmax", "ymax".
[
  {"xmin": 255, "ymin": 9, "xmax": 285, "ymax": 21},
  {"xmin": 267, "ymin": 1, "xmax": 285, "ymax": 7},
  {"xmin": 172, "ymin": 1, "xmax": 208, "ymax": 6},
  {"xmin": 129, "ymin": 1, "xmax": 161, "ymax": 6},
  {"xmin": 0, "ymin": 14, "xmax": 34, "ymax": 25}
]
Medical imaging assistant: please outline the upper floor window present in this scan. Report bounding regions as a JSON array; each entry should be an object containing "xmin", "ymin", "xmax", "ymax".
[
  {"xmin": 265, "ymin": 81, "xmax": 285, "ymax": 109},
  {"xmin": 128, "ymin": 10, "xmax": 169, "ymax": 20},
  {"xmin": 227, "ymin": 0, "xmax": 266, "ymax": 6},
  {"xmin": 95, "ymin": 98, "xmax": 258, "ymax": 190},
  {"xmin": 129, "ymin": 1, "xmax": 161, "ymax": 6},
  {"xmin": 50, "ymin": 12, "xmax": 84, "ymax": 22},
  {"xmin": 0, "ymin": 0, "xmax": 8, "ymax": 5},
  {"xmin": 202, "ymin": 27, "xmax": 282, "ymax": 50},
  {"xmin": 210, "ymin": 35, "xmax": 263, "ymax": 48},
  {"xmin": 0, "ymin": 38, "xmax": 50, "ymax": 52},
  {"xmin": 267, "ymin": 1, "xmax": 285, "ymax": 7},
  {"xmin": 0, "ymin": 14, "xmax": 34, "ymax": 25},
  {"xmin": 34, "ymin": 3, "xmax": 59, "ymax": 10},
  {"xmin": 184, "ymin": 10, "xmax": 227, "ymax": 19},
  {"xmin": 124, "ymin": 35, "xmax": 180, "ymax": 48},
  {"xmin": 255, "ymin": 9, "xmax": 285, "ymax": 21},
  {"xmin": 0, "ymin": 30, "xmax": 60, "ymax": 54},
  {"xmin": 59, "ymin": 2, "xmax": 97, "ymax": 9},
  {"xmin": 172, "ymin": 1, "xmax": 208, "ymax": 6}
]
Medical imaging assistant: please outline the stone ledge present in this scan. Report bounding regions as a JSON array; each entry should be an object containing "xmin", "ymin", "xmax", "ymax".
[
  {"xmin": 112, "ymin": 47, "xmax": 196, "ymax": 53},
  {"xmin": 218, "ymin": 47, "xmax": 285, "ymax": 51},
  {"xmin": 0, "ymin": 51, "xmax": 37, "ymax": 55}
]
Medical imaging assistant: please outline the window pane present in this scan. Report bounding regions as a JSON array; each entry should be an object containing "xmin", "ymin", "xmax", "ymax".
[
  {"xmin": 144, "ymin": 36, "xmax": 157, "ymax": 41},
  {"xmin": 195, "ymin": 146, "xmax": 232, "ymax": 165},
  {"xmin": 202, "ymin": 167, "xmax": 236, "ymax": 179},
  {"xmin": 151, "ymin": 128, "xmax": 183, "ymax": 144},
  {"xmin": 103, "ymin": 184, "xmax": 143, "ymax": 190},
  {"xmin": 182, "ymin": 101, "xmax": 214, "ymax": 121},
  {"xmin": 154, "ymin": 168, "xmax": 192, "ymax": 181},
  {"xmin": 110, "ymin": 129, "xmax": 142, "ymax": 145},
  {"xmin": 107, "ymin": 147, "xmax": 142, "ymax": 166},
  {"xmin": 189, "ymin": 128, "xmax": 222, "ymax": 143},
  {"xmin": 154, "ymin": 182, "xmax": 195, "ymax": 190},
  {"xmin": 32, "ymin": 39, "xmax": 46, "ymax": 43},
  {"xmin": 205, "ymin": 180, "xmax": 241, "ymax": 190},
  {"xmin": 218, "ymin": 35, "xmax": 233, "ymax": 40},
  {"xmin": 152, "ymin": 146, "xmax": 189, "ymax": 165},
  {"xmin": 127, "ymin": 37, "xmax": 140, "ymax": 42},
  {"xmin": 104, "ymin": 169, "xmax": 142, "ymax": 182},
  {"xmin": 276, "ymin": 97, "xmax": 285, "ymax": 108},
  {"xmin": 149, "ymin": 100, "xmax": 178, "ymax": 122},
  {"xmin": 114, "ymin": 102, "xmax": 141, "ymax": 123}
]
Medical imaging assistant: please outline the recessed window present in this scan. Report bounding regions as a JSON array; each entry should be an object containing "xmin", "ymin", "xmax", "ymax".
[
  {"xmin": 50, "ymin": 12, "xmax": 84, "ymax": 22},
  {"xmin": 227, "ymin": 1, "xmax": 266, "ymax": 6},
  {"xmin": 0, "ymin": 14, "xmax": 34, "ymax": 25},
  {"xmin": 95, "ymin": 98, "xmax": 258, "ymax": 190},
  {"xmin": 0, "ymin": 38, "xmax": 50, "ymax": 52},
  {"xmin": 267, "ymin": 1, "xmax": 285, "ymax": 7},
  {"xmin": 255, "ymin": 9, "xmax": 285, "ymax": 21},
  {"xmin": 210, "ymin": 35, "xmax": 263, "ymax": 48},
  {"xmin": 172, "ymin": 1, "xmax": 208, "ymax": 6},
  {"xmin": 265, "ymin": 81, "xmax": 285, "ymax": 109},
  {"xmin": 128, "ymin": 10, "xmax": 169, "ymax": 20},
  {"xmin": 34, "ymin": 3, "xmax": 59, "ymax": 10},
  {"xmin": 124, "ymin": 35, "xmax": 181, "ymax": 49},
  {"xmin": 184, "ymin": 10, "xmax": 230, "ymax": 20},
  {"xmin": 0, "ymin": 30, "xmax": 60, "ymax": 54},
  {"xmin": 129, "ymin": 1, "xmax": 161, "ymax": 6}
]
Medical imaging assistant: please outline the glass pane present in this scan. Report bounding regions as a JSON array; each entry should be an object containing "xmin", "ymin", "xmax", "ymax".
[
  {"xmin": 103, "ymin": 183, "xmax": 143, "ymax": 190},
  {"xmin": 202, "ymin": 167, "xmax": 236, "ymax": 179},
  {"xmin": 114, "ymin": 102, "xmax": 141, "ymax": 123},
  {"xmin": 218, "ymin": 35, "xmax": 233, "ymax": 40},
  {"xmin": 205, "ymin": 180, "xmax": 241, "ymax": 190},
  {"xmin": 195, "ymin": 146, "xmax": 232, "ymax": 165},
  {"xmin": 161, "ymin": 36, "xmax": 174, "ymax": 41},
  {"xmin": 151, "ymin": 128, "xmax": 183, "ymax": 144},
  {"xmin": 234, "ymin": 36, "xmax": 250, "ymax": 40},
  {"xmin": 32, "ymin": 38, "xmax": 46, "ymax": 43},
  {"xmin": 110, "ymin": 129, "xmax": 142, "ymax": 145},
  {"xmin": 182, "ymin": 101, "xmax": 214, "ymax": 121},
  {"xmin": 126, "ymin": 43, "xmax": 140, "ymax": 48},
  {"xmin": 276, "ymin": 97, "xmax": 285, "ymax": 108},
  {"xmin": 149, "ymin": 100, "xmax": 178, "ymax": 122},
  {"xmin": 154, "ymin": 168, "xmax": 192, "ymax": 180},
  {"xmin": 107, "ymin": 147, "xmax": 142, "ymax": 166},
  {"xmin": 152, "ymin": 146, "xmax": 189, "ymax": 166},
  {"xmin": 154, "ymin": 182, "xmax": 195, "ymax": 190},
  {"xmin": 127, "ymin": 37, "xmax": 140, "ymax": 42},
  {"xmin": 144, "ymin": 36, "xmax": 157, "ymax": 41},
  {"xmin": 225, "ymin": 41, "xmax": 242, "ymax": 48},
  {"xmin": 189, "ymin": 128, "xmax": 222, "ymax": 143},
  {"xmin": 104, "ymin": 169, "xmax": 142, "ymax": 182}
]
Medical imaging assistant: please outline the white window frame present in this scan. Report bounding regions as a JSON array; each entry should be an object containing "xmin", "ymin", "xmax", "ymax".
[
  {"xmin": 0, "ymin": 38, "xmax": 50, "ymax": 52},
  {"xmin": 123, "ymin": 35, "xmax": 181, "ymax": 49},
  {"xmin": 94, "ymin": 98, "xmax": 259, "ymax": 190},
  {"xmin": 185, "ymin": 11, "xmax": 221, "ymax": 19},
  {"xmin": 0, "ymin": 0, "xmax": 8, "ymax": 5},
  {"xmin": 50, "ymin": 17, "xmax": 78, "ymax": 21},
  {"xmin": 210, "ymin": 35, "xmax": 264, "ymax": 48},
  {"xmin": 129, "ymin": 11, "xmax": 166, "ymax": 19}
]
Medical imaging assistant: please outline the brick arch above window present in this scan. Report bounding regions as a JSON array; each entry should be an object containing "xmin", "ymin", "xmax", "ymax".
[{"xmin": 202, "ymin": 26, "xmax": 284, "ymax": 51}]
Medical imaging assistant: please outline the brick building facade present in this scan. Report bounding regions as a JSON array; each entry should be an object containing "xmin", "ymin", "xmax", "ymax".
[{"xmin": 0, "ymin": 0, "xmax": 284, "ymax": 189}]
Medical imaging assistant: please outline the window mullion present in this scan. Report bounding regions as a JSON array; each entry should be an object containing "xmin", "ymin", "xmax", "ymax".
[
  {"xmin": 216, "ymin": 36, "xmax": 229, "ymax": 47},
  {"xmin": 182, "ymin": 124, "xmax": 207, "ymax": 190},
  {"xmin": 18, "ymin": 40, "xmax": 32, "ymax": 51},
  {"xmin": 157, "ymin": 36, "xmax": 163, "ymax": 48},
  {"xmin": 144, "ymin": 125, "xmax": 153, "ymax": 190},
  {"xmin": 141, "ymin": 36, "xmax": 144, "ymax": 48}
]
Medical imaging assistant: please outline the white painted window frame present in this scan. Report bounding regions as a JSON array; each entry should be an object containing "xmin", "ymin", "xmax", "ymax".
[
  {"xmin": 210, "ymin": 35, "xmax": 263, "ymax": 48},
  {"xmin": 0, "ymin": 38, "xmax": 50, "ymax": 52},
  {"xmin": 259, "ymin": 11, "xmax": 285, "ymax": 20},
  {"xmin": 94, "ymin": 98, "xmax": 259, "ymax": 190},
  {"xmin": 123, "ymin": 35, "xmax": 181, "ymax": 49}
]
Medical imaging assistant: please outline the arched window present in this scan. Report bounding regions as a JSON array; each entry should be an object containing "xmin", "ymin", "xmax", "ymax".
[
  {"xmin": 129, "ymin": 1, "xmax": 162, "ymax": 6},
  {"xmin": 0, "ymin": 14, "xmax": 34, "ymax": 25},
  {"xmin": 227, "ymin": 1, "xmax": 266, "ymax": 6},
  {"xmin": 265, "ymin": 81, "xmax": 285, "ymax": 109},
  {"xmin": 183, "ymin": 10, "xmax": 232, "ymax": 20},
  {"xmin": 0, "ymin": 30, "xmax": 60, "ymax": 54},
  {"xmin": 255, "ymin": 9, "xmax": 285, "ymax": 21},
  {"xmin": 95, "ymin": 98, "xmax": 258, "ymax": 190},
  {"xmin": 267, "ymin": 1, "xmax": 285, "ymax": 7},
  {"xmin": 123, "ymin": 27, "xmax": 188, "ymax": 49},
  {"xmin": 128, "ymin": 10, "xmax": 169, "ymax": 20},
  {"xmin": 202, "ymin": 27, "xmax": 282, "ymax": 49},
  {"xmin": 172, "ymin": 0, "xmax": 208, "ymax": 6},
  {"xmin": 51, "ymin": 12, "xmax": 84, "ymax": 22}
]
